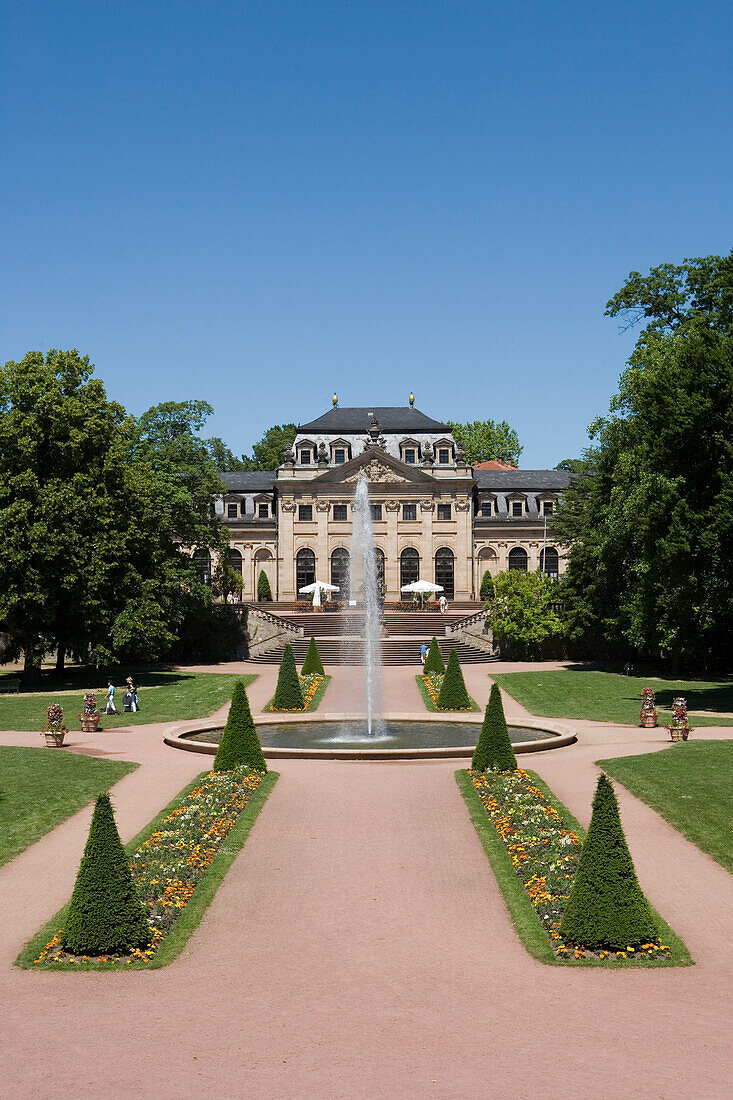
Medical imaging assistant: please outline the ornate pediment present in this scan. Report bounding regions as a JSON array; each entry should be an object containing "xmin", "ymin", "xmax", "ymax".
[
  {"xmin": 344, "ymin": 457, "xmax": 406, "ymax": 483},
  {"xmin": 305, "ymin": 446, "xmax": 439, "ymax": 487}
]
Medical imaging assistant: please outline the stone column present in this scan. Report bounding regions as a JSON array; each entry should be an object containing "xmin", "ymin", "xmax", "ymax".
[{"xmin": 384, "ymin": 499, "xmax": 400, "ymax": 600}]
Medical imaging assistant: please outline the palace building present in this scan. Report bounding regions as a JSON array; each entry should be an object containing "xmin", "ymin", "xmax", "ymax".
[{"xmin": 214, "ymin": 402, "xmax": 571, "ymax": 603}]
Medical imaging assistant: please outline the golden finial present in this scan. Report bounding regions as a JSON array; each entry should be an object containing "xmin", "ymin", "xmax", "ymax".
[
  {"xmin": 409, "ymin": 392, "xmax": 415, "ymax": 407},
  {"xmin": 332, "ymin": 393, "xmax": 338, "ymax": 407}
]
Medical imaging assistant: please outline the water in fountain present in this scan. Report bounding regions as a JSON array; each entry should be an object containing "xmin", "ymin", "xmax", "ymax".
[{"xmin": 344, "ymin": 473, "xmax": 385, "ymax": 737}]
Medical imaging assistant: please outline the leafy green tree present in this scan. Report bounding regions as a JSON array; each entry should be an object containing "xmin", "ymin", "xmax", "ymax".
[
  {"xmin": 271, "ymin": 644, "xmax": 304, "ymax": 710},
  {"xmin": 446, "ymin": 420, "xmax": 522, "ymax": 466},
  {"xmin": 479, "ymin": 571, "xmax": 494, "ymax": 601},
  {"xmin": 257, "ymin": 569, "xmax": 273, "ymax": 601},
  {"xmin": 301, "ymin": 637, "xmax": 325, "ymax": 676},
  {"xmin": 213, "ymin": 680, "xmax": 266, "ymax": 772},
  {"xmin": 242, "ymin": 423, "xmax": 297, "ymax": 471},
  {"xmin": 472, "ymin": 683, "xmax": 517, "ymax": 771},
  {"xmin": 206, "ymin": 436, "xmax": 245, "ymax": 471},
  {"xmin": 62, "ymin": 793, "xmax": 150, "ymax": 955},
  {"xmin": 423, "ymin": 637, "xmax": 445, "ymax": 674},
  {"xmin": 436, "ymin": 649, "xmax": 471, "ymax": 710},
  {"xmin": 487, "ymin": 571, "xmax": 562, "ymax": 660},
  {"xmin": 557, "ymin": 252, "xmax": 733, "ymax": 670},
  {"xmin": 559, "ymin": 775, "xmax": 657, "ymax": 949}
]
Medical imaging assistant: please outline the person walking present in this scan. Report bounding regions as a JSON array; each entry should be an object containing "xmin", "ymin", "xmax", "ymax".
[
  {"xmin": 420, "ymin": 642, "xmax": 429, "ymax": 665},
  {"xmin": 126, "ymin": 676, "xmax": 139, "ymax": 712},
  {"xmin": 439, "ymin": 593, "xmax": 448, "ymax": 614},
  {"xmin": 105, "ymin": 680, "xmax": 117, "ymax": 714}
]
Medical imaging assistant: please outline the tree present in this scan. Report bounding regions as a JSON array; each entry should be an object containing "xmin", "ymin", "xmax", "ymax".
[
  {"xmin": 487, "ymin": 570, "xmax": 562, "ymax": 659},
  {"xmin": 436, "ymin": 649, "xmax": 471, "ymax": 710},
  {"xmin": 446, "ymin": 420, "xmax": 522, "ymax": 466},
  {"xmin": 472, "ymin": 683, "xmax": 517, "ymax": 771},
  {"xmin": 206, "ymin": 436, "xmax": 245, "ymax": 471},
  {"xmin": 271, "ymin": 644, "xmax": 304, "ymax": 710},
  {"xmin": 242, "ymin": 423, "xmax": 298, "ymax": 471},
  {"xmin": 301, "ymin": 637, "xmax": 325, "ymax": 676},
  {"xmin": 559, "ymin": 775, "xmax": 657, "ymax": 949},
  {"xmin": 423, "ymin": 637, "xmax": 445, "ymax": 674},
  {"xmin": 213, "ymin": 680, "xmax": 267, "ymax": 772},
  {"xmin": 557, "ymin": 253, "xmax": 733, "ymax": 670},
  {"xmin": 479, "ymin": 571, "xmax": 494, "ymax": 601},
  {"xmin": 257, "ymin": 569, "xmax": 273, "ymax": 601},
  {"xmin": 62, "ymin": 793, "xmax": 151, "ymax": 955}
]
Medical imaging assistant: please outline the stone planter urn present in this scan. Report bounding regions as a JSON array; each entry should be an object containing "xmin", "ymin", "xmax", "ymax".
[
  {"xmin": 78, "ymin": 692, "xmax": 100, "ymax": 733},
  {"xmin": 43, "ymin": 702, "xmax": 68, "ymax": 748},
  {"xmin": 44, "ymin": 729, "xmax": 67, "ymax": 747},
  {"xmin": 641, "ymin": 715, "xmax": 657, "ymax": 728},
  {"xmin": 80, "ymin": 715, "xmax": 100, "ymax": 733}
]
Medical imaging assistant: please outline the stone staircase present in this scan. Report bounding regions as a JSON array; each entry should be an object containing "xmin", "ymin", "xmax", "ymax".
[{"xmin": 248, "ymin": 608, "xmax": 494, "ymax": 665}]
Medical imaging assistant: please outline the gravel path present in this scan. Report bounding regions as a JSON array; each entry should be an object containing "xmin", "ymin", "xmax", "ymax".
[{"xmin": 0, "ymin": 662, "xmax": 731, "ymax": 1098}]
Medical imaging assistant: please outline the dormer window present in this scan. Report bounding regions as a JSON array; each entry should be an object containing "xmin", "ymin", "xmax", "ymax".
[
  {"xmin": 437, "ymin": 447, "xmax": 451, "ymax": 464},
  {"xmin": 334, "ymin": 448, "xmax": 346, "ymax": 465},
  {"xmin": 480, "ymin": 500, "xmax": 492, "ymax": 517},
  {"xmin": 300, "ymin": 449, "xmax": 312, "ymax": 465},
  {"xmin": 542, "ymin": 500, "xmax": 553, "ymax": 517},
  {"xmin": 511, "ymin": 501, "xmax": 523, "ymax": 517},
  {"xmin": 258, "ymin": 503, "xmax": 269, "ymax": 518},
  {"xmin": 227, "ymin": 503, "xmax": 237, "ymax": 519},
  {"xmin": 404, "ymin": 448, "xmax": 416, "ymax": 464},
  {"xmin": 401, "ymin": 439, "xmax": 420, "ymax": 464},
  {"xmin": 330, "ymin": 439, "xmax": 351, "ymax": 465}
]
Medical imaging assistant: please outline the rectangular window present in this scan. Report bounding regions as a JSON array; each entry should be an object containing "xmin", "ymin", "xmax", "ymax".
[
  {"xmin": 480, "ymin": 500, "xmax": 492, "ymax": 517},
  {"xmin": 333, "ymin": 504, "xmax": 348, "ymax": 521},
  {"xmin": 438, "ymin": 448, "xmax": 451, "ymax": 464},
  {"xmin": 512, "ymin": 502, "xmax": 523, "ymax": 517},
  {"xmin": 437, "ymin": 504, "xmax": 452, "ymax": 521},
  {"xmin": 370, "ymin": 504, "xmax": 382, "ymax": 521},
  {"xmin": 402, "ymin": 503, "xmax": 417, "ymax": 521},
  {"xmin": 334, "ymin": 448, "xmax": 346, "ymax": 465},
  {"xmin": 300, "ymin": 449, "xmax": 312, "ymax": 465},
  {"xmin": 542, "ymin": 501, "xmax": 553, "ymax": 517},
  {"xmin": 404, "ymin": 448, "xmax": 416, "ymax": 464},
  {"xmin": 258, "ymin": 503, "xmax": 269, "ymax": 518},
  {"xmin": 227, "ymin": 503, "xmax": 237, "ymax": 519},
  {"xmin": 298, "ymin": 505, "xmax": 313, "ymax": 522}
]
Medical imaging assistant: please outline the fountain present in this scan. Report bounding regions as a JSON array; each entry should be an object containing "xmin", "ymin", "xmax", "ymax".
[{"xmin": 343, "ymin": 473, "xmax": 385, "ymax": 737}]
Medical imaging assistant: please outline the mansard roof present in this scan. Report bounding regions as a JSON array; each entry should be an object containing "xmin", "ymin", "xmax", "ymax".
[
  {"xmin": 298, "ymin": 406, "xmax": 451, "ymax": 434},
  {"xmin": 221, "ymin": 471, "xmax": 276, "ymax": 491},
  {"xmin": 473, "ymin": 469, "xmax": 572, "ymax": 490},
  {"xmin": 281, "ymin": 446, "xmax": 441, "ymax": 487}
]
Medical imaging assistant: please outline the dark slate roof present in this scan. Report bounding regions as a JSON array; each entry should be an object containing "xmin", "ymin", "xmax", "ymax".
[
  {"xmin": 220, "ymin": 471, "xmax": 276, "ymax": 491},
  {"xmin": 298, "ymin": 406, "xmax": 451, "ymax": 434},
  {"xmin": 473, "ymin": 469, "xmax": 573, "ymax": 490}
]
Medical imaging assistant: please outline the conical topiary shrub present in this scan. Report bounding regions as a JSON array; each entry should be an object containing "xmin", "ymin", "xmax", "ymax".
[
  {"xmin": 423, "ymin": 636, "xmax": 445, "ymax": 675},
  {"xmin": 257, "ymin": 569, "xmax": 273, "ymax": 601},
  {"xmin": 301, "ymin": 636, "xmax": 325, "ymax": 676},
  {"xmin": 214, "ymin": 679, "xmax": 267, "ymax": 772},
  {"xmin": 479, "ymin": 570, "xmax": 494, "ymax": 601},
  {"xmin": 559, "ymin": 775, "xmax": 658, "ymax": 949},
  {"xmin": 61, "ymin": 793, "xmax": 151, "ymax": 956},
  {"xmin": 271, "ymin": 644, "xmax": 304, "ymax": 711},
  {"xmin": 436, "ymin": 649, "xmax": 471, "ymax": 710},
  {"xmin": 472, "ymin": 683, "xmax": 517, "ymax": 771}
]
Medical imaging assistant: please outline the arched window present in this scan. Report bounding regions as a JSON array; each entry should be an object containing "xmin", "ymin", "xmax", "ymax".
[
  {"xmin": 331, "ymin": 547, "xmax": 350, "ymax": 598},
  {"xmin": 228, "ymin": 548, "xmax": 243, "ymax": 574},
  {"xmin": 374, "ymin": 547, "xmax": 385, "ymax": 589},
  {"xmin": 508, "ymin": 547, "xmax": 528, "ymax": 572},
  {"xmin": 192, "ymin": 548, "xmax": 211, "ymax": 585},
  {"xmin": 540, "ymin": 546, "xmax": 559, "ymax": 578},
  {"xmin": 296, "ymin": 547, "xmax": 316, "ymax": 594},
  {"xmin": 434, "ymin": 547, "xmax": 455, "ymax": 600},
  {"xmin": 400, "ymin": 547, "xmax": 420, "ymax": 589}
]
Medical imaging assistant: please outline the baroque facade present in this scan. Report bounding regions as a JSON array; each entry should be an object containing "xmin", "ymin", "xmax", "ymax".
[{"xmin": 215, "ymin": 404, "xmax": 571, "ymax": 602}]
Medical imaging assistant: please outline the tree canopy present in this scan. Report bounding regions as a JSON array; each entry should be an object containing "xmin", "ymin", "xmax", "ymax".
[
  {"xmin": 557, "ymin": 253, "xmax": 733, "ymax": 669},
  {"xmin": 487, "ymin": 570, "xmax": 562, "ymax": 659},
  {"xmin": 242, "ymin": 423, "xmax": 298, "ymax": 471},
  {"xmin": 446, "ymin": 419, "xmax": 522, "ymax": 466}
]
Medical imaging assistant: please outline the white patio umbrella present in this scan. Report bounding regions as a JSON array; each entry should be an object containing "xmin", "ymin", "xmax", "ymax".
[
  {"xmin": 299, "ymin": 580, "xmax": 340, "ymax": 608},
  {"xmin": 400, "ymin": 580, "xmax": 444, "ymax": 594}
]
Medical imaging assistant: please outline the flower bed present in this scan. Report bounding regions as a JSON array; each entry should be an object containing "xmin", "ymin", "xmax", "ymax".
[
  {"xmin": 33, "ymin": 765, "xmax": 266, "ymax": 966},
  {"xmin": 265, "ymin": 673, "xmax": 329, "ymax": 713},
  {"xmin": 417, "ymin": 673, "xmax": 479, "ymax": 712},
  {"xmin": 468, "ymin": 768, "xmax": 672, "ymax": 962}
]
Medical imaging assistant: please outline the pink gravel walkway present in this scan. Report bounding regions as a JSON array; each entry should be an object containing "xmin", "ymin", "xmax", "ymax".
[{"xmin": 0, "ymin": 662, "xmax": 731, "ymax": 1098}]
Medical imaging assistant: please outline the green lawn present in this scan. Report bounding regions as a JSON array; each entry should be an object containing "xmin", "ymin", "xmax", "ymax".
[
  {"xmin": 491, "ymin": 670, "xmax": 733, "ymax": 726},
  {"xmin": 0, "ymin": 671, "xmax": 256, "ymax": 732},
  {"xmin": 598, "ymin": 742, "xmax": 733, "ymax": 873},
  {"xmin": 0, "ymin": 747, "xmax": 138, "ymax": 866}
]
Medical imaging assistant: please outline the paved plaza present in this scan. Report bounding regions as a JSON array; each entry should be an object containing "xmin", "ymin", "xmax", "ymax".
[{"xmin": 1, "ymin": 662, "xmax": 731, "ymax": 1099}]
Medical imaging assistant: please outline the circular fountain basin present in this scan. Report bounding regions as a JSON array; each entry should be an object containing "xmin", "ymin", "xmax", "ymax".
[{"xmin": 165, "ymin": 718, "xmax": 576, "ymax": 760}]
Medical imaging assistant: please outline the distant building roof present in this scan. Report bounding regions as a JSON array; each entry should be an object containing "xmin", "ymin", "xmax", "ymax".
[
  {"xmin": 298, "ymin": 406, "xmax": 451, "ymax": 434},
  {"xmin": 220, "ymin": 471, "xmax": 276, "ymax": 491},
  {"xmin": 473, "ymin": 460, "xmax": 517, "ymax": 470},
  {"xmin": 474, "ymin": 469, "xmax": 572, "ymax": 490}
]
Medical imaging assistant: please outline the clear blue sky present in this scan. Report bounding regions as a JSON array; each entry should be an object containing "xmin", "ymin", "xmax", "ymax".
[{"xmin": 2, "ymin": 1, "xmax": 731, "ymax": 467}]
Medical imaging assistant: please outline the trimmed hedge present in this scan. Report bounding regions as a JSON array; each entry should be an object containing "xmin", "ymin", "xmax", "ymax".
[
  {"xmin": 479, "ymin": 570, "xmax": 494, "ymax": 601},
  {"xmin": 559, "ymin": 775, "xmax": 658, "ymax": 949},
  {"xmin": 271, "ymin": 644, "xmax": 304, "ymax": 710},
  {"xmin": 423, "ymin": 636, "xmax": 445, "ymax": 675},
  {"xmin": 257, "ymin": 569, "xmax": 273, "ymax": 601},
  {"xmin": 436, "ymin": 649, "xmax": 471, "ymax": 710},
  {"xmin": 61, "ymin": 793, "xmax": 151, "ymax": 956},
  {"xmin": 301, "ymin": 636, "xmax": 325, "ymax": 676},
  {"xmin": 472, "ymin": 683, "xmax": 517, "ymax": 771},
  {"xmin": 213, "ymin": 680, "xmax": 267, "ymax": 772}
]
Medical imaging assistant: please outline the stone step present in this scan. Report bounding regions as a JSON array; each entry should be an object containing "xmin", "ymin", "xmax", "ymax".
[{"xmin": 249, "ymin": 637, "xmax": 493, "ymax": 665}]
